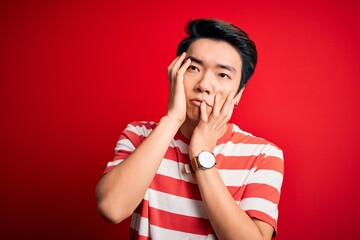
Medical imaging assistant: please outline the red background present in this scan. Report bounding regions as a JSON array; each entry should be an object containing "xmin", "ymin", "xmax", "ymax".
[{"xmin": 1, "ymin": 0, "xmax": 359, "ymax": 239}]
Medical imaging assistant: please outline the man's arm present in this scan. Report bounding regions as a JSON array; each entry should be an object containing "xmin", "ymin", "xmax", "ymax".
[
  {"xmin": 195, "ymin": 169, "xmax": 274, "ymax": 240},
  {"xmin": 95, "ymin": 53, "xmax": 191, "ymax": 223},
  {"xmin": 189, "ymin": 92, "xmax": 275, "ymax": 240}
]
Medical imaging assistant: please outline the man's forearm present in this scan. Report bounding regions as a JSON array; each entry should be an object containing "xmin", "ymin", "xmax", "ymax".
[
  {"xmin": 96, "ymin": 116, "xmax": 181, "ymax": 223},
  {"xmin": 195, "ymin": 168, "xmax": 273, "ymax": 240}
]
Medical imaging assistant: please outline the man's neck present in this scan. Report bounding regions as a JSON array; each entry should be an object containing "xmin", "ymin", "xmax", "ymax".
[{"xmin": 179, "ymin": 119, "xmax": 197, "ymax": 140}]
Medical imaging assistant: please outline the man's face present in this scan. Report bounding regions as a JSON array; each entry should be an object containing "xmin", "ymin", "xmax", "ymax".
[{"xmin": 183, "ymin": 38, "xmax": 243, "ymax": 122}]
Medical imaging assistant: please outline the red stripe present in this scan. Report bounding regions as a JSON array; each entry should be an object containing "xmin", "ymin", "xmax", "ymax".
[
  {"xmin": 129, "ymin": 121, "xmax": 157, "ymax": 129},
  {"xmin": 150, "ymin": 174, "xmax": 202, "ymax": 200},
  {"xmin": 103, "ymin": 165, "xmax": 115, "ymax": 175},
  {"xmin": 216, "ymin": 154, "xmax": 262, "ymax": 169},
  {"xmin": 163, "ymin": 146, "xmax": 189, "ymax": 164},
  {"xmin": 229, "ymin": 132, "xmax": 270, "ymax": 145},
  {"xmin": 216, "ymin": 154, "xmax": 283, "ymax": 175},
  {"xmin": 134, "ymin": 200, "xmax": 149, "ymax": 218},
  {"xmin": 134, "ymin": 200, "xmax": 212, "ymax": 235},
  {"xmin": 227, "ymin": 185, "xmax": 246, "ymax": 200},
  {"xmin": 121, "ymin": 130, "xmax": 145, "ymax": 147},
  {"xmin": 113, "ymin": 149, "xmax": 131, "ymax": 160},
  {"xmin": 242, "ymin": 183, "xmax": 280, "ymax": 203},
  {"xmin": 258, "ymin": 156, "xmax": 284, "ymax": 174},
  {"xmin": 149, "ymin": 207, "xmax": 212, "ymax": 235}
]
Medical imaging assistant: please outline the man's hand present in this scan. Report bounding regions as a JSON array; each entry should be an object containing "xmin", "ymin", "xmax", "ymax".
[
  {"xmin": 189, "ymin": 92, "xmax": 235, "ymax": 160},
  {"xmin": 166, "ymin": 52, "xmax": 191, "ymax": 124}
]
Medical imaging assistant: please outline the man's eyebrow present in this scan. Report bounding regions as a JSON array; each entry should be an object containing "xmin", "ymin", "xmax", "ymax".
[
  {"xmin": 217, "ymin": 64, "xmax": 237, "ymax": 73},
  {"xmin": 187, "ymin": 56, "xmax": 203, "ymax": 65},
  {"xmin": 187, "ymin": 56, "xmax": 236, "ymax": 73}
]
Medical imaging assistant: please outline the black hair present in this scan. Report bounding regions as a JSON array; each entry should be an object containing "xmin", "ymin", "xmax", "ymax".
[{"xmin": 177, "ymin": 18, "xmax": 257, "ymax": 93}]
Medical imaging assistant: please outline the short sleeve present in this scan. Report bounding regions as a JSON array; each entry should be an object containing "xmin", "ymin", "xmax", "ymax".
[
  {"xmin": 102, "ymin": 121, "xmax": 154, "ymax": 175},
  {"xmin": 240, "ymin": 144, "xmax": 284, "ymax": 236}
]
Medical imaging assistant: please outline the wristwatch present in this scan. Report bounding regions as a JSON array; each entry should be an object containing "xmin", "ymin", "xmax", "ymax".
[{"xmin": 190, "ymin": 151, "xmax": 217, "ymax": 172}]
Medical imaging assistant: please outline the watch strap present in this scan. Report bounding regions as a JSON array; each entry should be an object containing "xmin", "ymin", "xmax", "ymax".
[{"xmin": 190, "ymin": 156, "xmax": 200, "ymax": 172}]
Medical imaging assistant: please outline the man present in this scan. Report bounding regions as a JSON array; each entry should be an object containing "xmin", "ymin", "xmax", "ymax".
[{"xmin": 96, "ymin": 18, "xmax": 284, "ymax": 239}]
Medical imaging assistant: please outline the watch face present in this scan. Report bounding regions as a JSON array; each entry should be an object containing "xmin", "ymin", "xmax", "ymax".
[{"xmin": 198, "ymin": 151, "xmax": 216, "ymax": 168}]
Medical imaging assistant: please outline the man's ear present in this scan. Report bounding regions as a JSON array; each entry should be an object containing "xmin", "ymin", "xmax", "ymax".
[{"xmin": 234, "ymin": 87, "xmax": 245, "ymax": 104}]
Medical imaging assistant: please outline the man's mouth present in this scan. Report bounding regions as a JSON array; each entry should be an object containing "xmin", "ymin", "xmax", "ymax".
[{"xmin": 190, "ymin": 99, "xmax": 213, "ymax": 107}]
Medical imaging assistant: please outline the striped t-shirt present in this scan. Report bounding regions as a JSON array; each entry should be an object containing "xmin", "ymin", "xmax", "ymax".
[{"xmin": 103, "ymin": 121, "xmax": 284, "ymax": 239}]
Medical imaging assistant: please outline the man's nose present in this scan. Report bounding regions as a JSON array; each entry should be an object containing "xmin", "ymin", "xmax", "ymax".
[{"xmin": 195, "ymin": 71, "xmax": 213, "ymax": 94}]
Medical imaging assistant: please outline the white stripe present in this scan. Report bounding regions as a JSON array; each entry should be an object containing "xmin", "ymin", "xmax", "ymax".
[
  {"xmin": 150, "ymin": 224, "xmax": 216, "ymax": 240},
  {"xmin": 218, "ymin": 168, "xmax": 256, "ymax": 186},
  {"xmin": 231, "ymin": 124, "xmax": 254, "ymax": 136},
  {"xmin": 215, "ymin": 142, "xmax": 283, "ymax": 161},
  {"xmin": 130, "ymin": 212, "xmax": 149, "ymax": 237},
  {"xmin": 265, "ymin": 146, "xmax": 283, "ymax": 159},
  {"xmin": 106, "ymin": 159, "xmax": 122, "ymax": 168},
  {"xmin": 240, "ymin": 197, "xmax": 278, "ymax": 220},
  {"xmin": 157, "ymin": 158, "xmax": 197, "ymax": 184},
  {"xmin": 214, "ymin": 142, "xmax": 268, "ymax": 157},
  {"xmin": 115, "ymin": 138, "xmax": 188, "ymax": 155},
  {"xmin": 146, "ymin": 188, "xmax": 208, "ymax": 219},
  {"xmin": 123, "ymin": 124, "xmax": 189, "ymax": 154},
  {"xmin": 249, "ymin": 169, "xmax": 283, "ymax": 192},
  {"xmin": 170, "ymin": 139, "xmax": 189, "ymax": 154},
  {"xmin": 114, "ymin": 139, "xmax": 135, "ymax": 152},
  {"xmin": 127, "ymin": 123, "xmax": 154, "ymax": 137}
]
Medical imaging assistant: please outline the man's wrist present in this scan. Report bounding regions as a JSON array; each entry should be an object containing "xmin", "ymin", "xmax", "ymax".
[
  {"xmin": 165, "ymin": 112, "xmax": 185, "ymax": 124},
  {"xmin": 189, "ymin": 151, "xmax": 217, "ymax": 173},
  {"xmin": 160, "ymin": 115, "xmax": 183, "ymax": 131}
]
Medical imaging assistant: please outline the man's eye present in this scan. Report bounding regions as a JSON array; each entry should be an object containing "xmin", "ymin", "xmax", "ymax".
[
  {"xmin": 188, "ymin": 65, "xmax": 200, "ymax": 72},
  {"xmin": 219, "ymin": 73, "xmax": 230, "ymax": 79}
]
